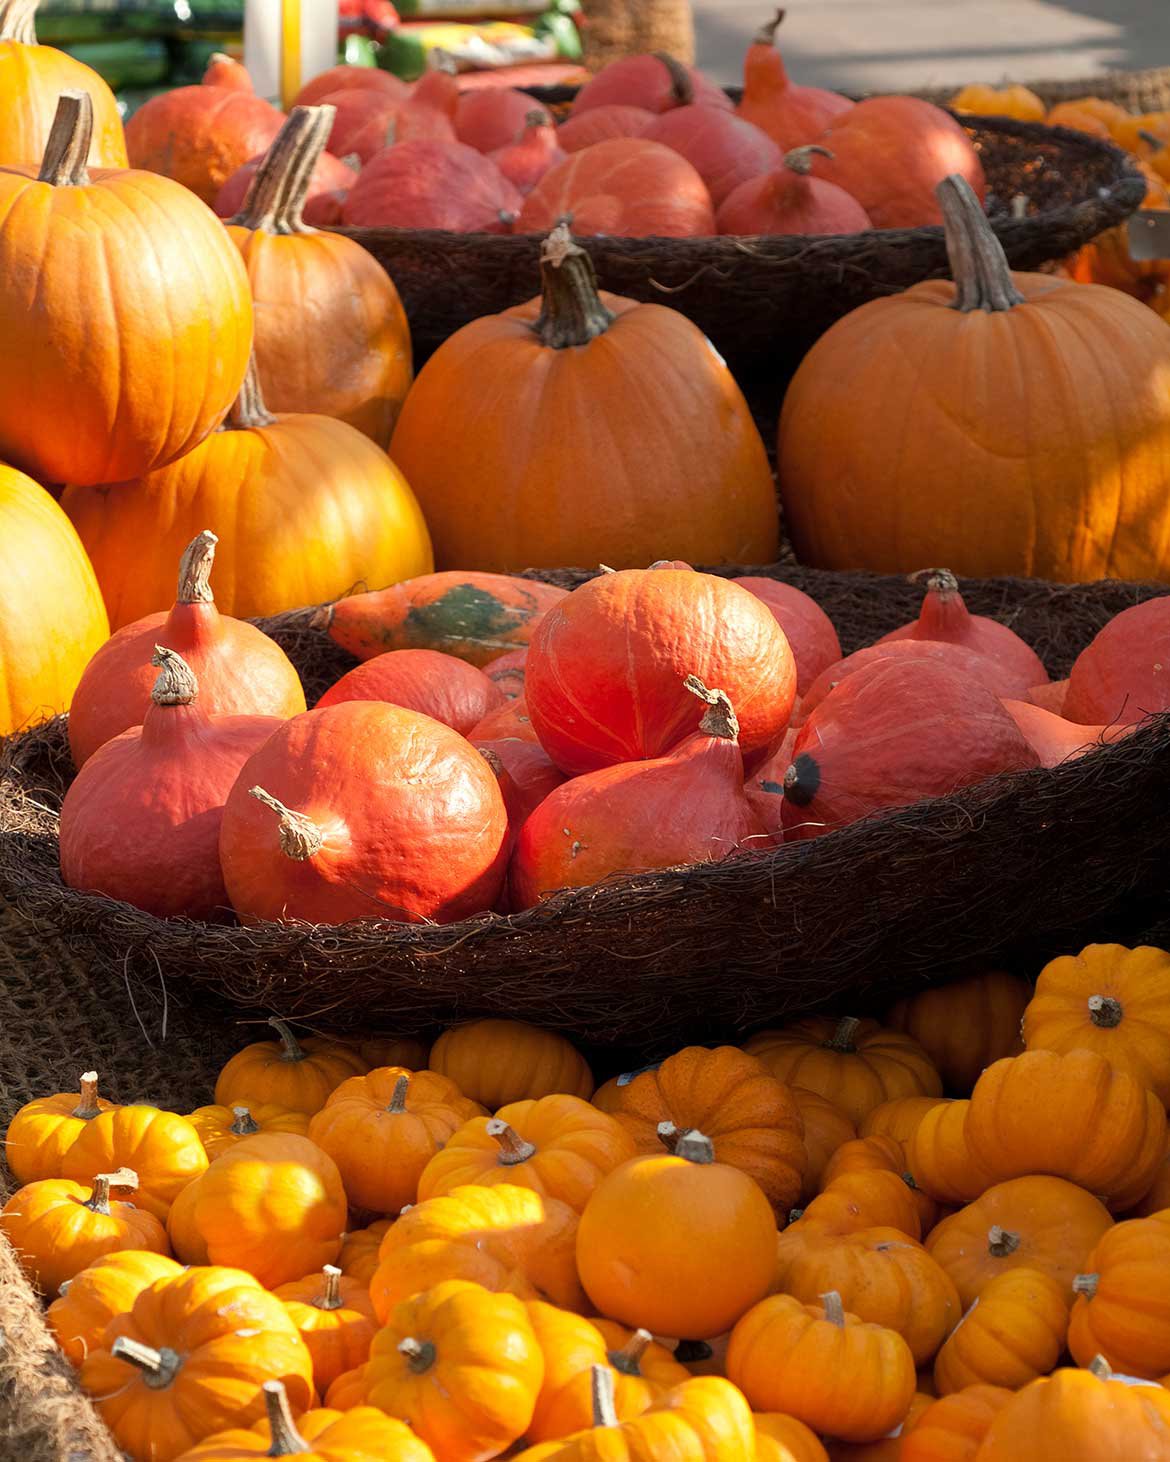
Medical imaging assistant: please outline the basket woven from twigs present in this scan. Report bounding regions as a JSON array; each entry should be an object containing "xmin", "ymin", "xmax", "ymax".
[
  {"xmin": 336, "ymin": 116, "xmax": 1143, "ymax": 375},
  {"xmin": 911, "ymin": 65, "xmax": 1170, "ymax": 114}
]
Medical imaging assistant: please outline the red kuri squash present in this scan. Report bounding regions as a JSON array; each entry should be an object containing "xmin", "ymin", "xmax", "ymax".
[
  {"xmin": 643, "ymin": 103, "xmax": 781, "ymax": 207},
  {"xmin": 342, "ymin": 139, "xmax": 522, "ymax": 230},
  {"xmin": 518, "ymin": 138, "xmax": 715, "ymax": 237},
  {"xmin": 572, "ymin": 52, "xmax": 731, "ymax": 116},
  {"xmin": 736, "ymin": 12, "xmax": 853, "ymax": 150},
  {"xmin": 716, "ymin": 144, "xmax": 872, "ymax": 235},
  {"xmin": 558, "ymin": 104, "xmax": 654, "ymax": 152},
  {"xmin": 491, "ymin": 111, "xmax": 566, "ymax": 195},
  {"xmin": 317, "ymin": 648, "xmax": 504, "ymax": 734},
  {"xmin": 456, "ymin": 88, "xmax": 552, "ymax": 153},
  {"xmin": 1064, "ymin": 596, "xmax": 1170, "ymax": 726},
  {"xmin": 733, "ymin": 576, "xmax": 841, "ymax": 696},
  {"xmin": 294, "ymin": 64, "xmax": 410, "ymax": 110},
  {"xmin": 214, "ymin": 147, "xmax": 356, "ymax": 226},
  {"xmin": 474, "ymin": 737, "xmax": 566, "ymax": 830},
  {"xmin": 319, "ymin": 86, "xmax": 455, "ymax": 165}
]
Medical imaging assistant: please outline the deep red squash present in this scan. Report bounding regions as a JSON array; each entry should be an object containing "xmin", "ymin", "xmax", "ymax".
[
  {"xmin": 511, "ymin": 678, "xmax": 766, "ymax": 906},
  {"xmin": 219, "ymin": 701, "xmax": 510, "ymax": 925},
  {"xmin": 877, "ymin": 570, "xmax": 1047, "ymax": 695},
  {"xmin": 316, "ymin": 648, "xmax": 504, "ymax": 735},
  {"xmin": 781, "ymin": 658, "xmax": 1041, "ymax": 839},
  {"xmin": 643, "ymin": 104, "xmax": 781, "ymax": 207},
  {"xmin": 1000, "ymin": 700, "xmax": 1123, "ymax": 768},
  {"xmin": 517, "ymin": 138, "xmax": 715, "ymax": 237},
  {"xmin": 736, "ymin": 11, "xmax": 853, "ymax": 150},
  {"xmin": 68, "ymin": 533, "xmax": 305, "ymax": 769},
  {"xmin": 572, "ymin": 52, "xmax": 732, "ymax": 117},
  {"xmin": 318, "ymin": 87, "xmax": 455, "ymax": 165},
  {"xmin": 490, "ymin": 112, "xmax": 566, "ymax": 196},
  {"xmin": 733, "ymin": 577, "xmax": 841, "ymax": 696},
  {"xmin": 469, "ymin": 694, "xmax": 539, "ymax": 744},
  {"xmin": 744, "ymin": 725, "xmax": 799, "ymax": 843},
  {"xmin": 716, "ymin": 144, "xmax": 872, "ymax": 234},
  {"xmin": 341, "ymin": 139, "xmax": 522, "ymax": 231},
  {"xmin": 525, "ymin": 567, "xmax": 797, "ymax": 774},
  {"xmin": 809, "ymin": 97, "xmax": 986, "ymax": 228},
  {"xmin": 293, "ymin": 64, "xmax": 410, "ymax": 110},
  {"xmin": 214, "ymin": 147, "xmax": 356, "ymax": 225},
  {"xmin": 482, "ymin": 649, "xmax": 528, "ymax": 701},
  {"xmin": 1063, "ymin": 597, "xmax": 1170, "ymax": 725},
  {"xmin": 474, "ymin": 736, "xmax": 565, "ymax": 829},
  {"xmin": 202, "ymin": 53, "xmax": 253, "ymax": 92},
  {"xmin": 558, "ymin": 104, "xmax": 655, "ymax": 153},
  {"xmin": 60, "ymin": 648, "xmax": 280, "ymax": 920},
  {"xmin": 456, "ymin": 88, "xmax": 553, "ymax": 154}
]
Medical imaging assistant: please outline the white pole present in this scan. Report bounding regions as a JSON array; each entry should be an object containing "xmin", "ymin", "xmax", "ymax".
[{"xmin": 244, "ymin": 0, "xmax": 340, "ymax": 109}]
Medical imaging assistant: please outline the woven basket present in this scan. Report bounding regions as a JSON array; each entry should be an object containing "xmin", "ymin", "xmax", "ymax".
[
  {"xmin": 580, "ymin": 0, "xmax": 695, "ymax": 69},
  {"xmin": 337, "ymin": 117, "xmax": 1143, "ymax": 375},
  {"xmin": 912, "ymin": 65, "xmax": 1170, "ymax": 114}
]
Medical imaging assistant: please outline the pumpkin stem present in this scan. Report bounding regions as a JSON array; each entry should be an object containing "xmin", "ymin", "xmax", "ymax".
[
  {"xmin": 824, "ymin": 1017, "xmax": 861, "ymax": 1053},
  {"xmin": 651, "ymin": 50, "xmax": 694, "ymax": 107},
  {"xmin": 230, "ymin": 1106, "xmax": 261, "ymax": 1136},
  {"xmin": 1088, "ymin": 1355, "xmax": 1113, "ymax": 1380},
  {"xmin": 912, "ymin": 567, "xmax": 960, "ymax": 599},
  {"xmin": 261, "ymin": 1380, "xmax": 312, "ymax": 1455},
  {"xmin": 486, "ymin": 1119, "xmax": 538, "ymax": 1166},
  {"xmin": 787, "ymin": 1206, "xmax": 805, "ymax": 1223},
  {"xmin": 37, "ymin": 91, "xmax": 93, "ymax": 188},
  {"xmin": 821, "ymin": 1291, "xmax": 846, "ymax": 1328},
  {"xmin": 71, "ymin": 1071, "xmax": 102, "ymax": 1121},
  {"xmin": 754, "ymin": 8, "xmax": 786, "ymax": 46},
  {"xmin": 987, "ymin": 1225, "xmax": 1021, "ymax": 1258},
  {"xmin": 658, "ymin": 1122, "xmax": 715, "ymax": 1164},
  {"xmin": 609, "ymin": 1329, "xmax": 652, "ymax": 1376},
  {"xmin": 83, "ymin": 1169, "xmax": 137, "ymax": 1215},
  {"xmin": 534, "ymin": 225, "xmax": 615, "ymax": 349},
  {"xmin": 0, "ymin": 0, "xmax": 37, "ymax": 43},
  {"xmin": 1010, "ymin": 192, "xmax": 1029, "ymax": 220},
  {"xmin": 232, "ymin": 105, "xmax": 334, "ymax": 235},
  {"xmin": 782, "ymin": 753, "xmax": 820, "ymax": 808},
  {"xmin": 1087, "ymin": 995, "xmax": 1123, "ymax": 1029},
  {"xmin": 228, "ymin": 355, "xmax": 277, "ymax": 431},
  {"xmin": 387, "ymin": 1074, "xmax": 411, "ymax": 1113},
  {"xmin": 268, "ymin": 1017, "xmax": 308, "ymax": 1063},
  {"xmin": 1073, "ymin": 1273, "xmax": 1100, "ymax": 1299},
  {"xmin": 525, "ymin": 110, "xmax": 551, "ymax": 129},
  {"xmin": 251, "ymin": 790, "xmax": 326, "ymax": 861},
  {"xmin": 937, "ymin": 174, "xmax": 1025, "ymax": 313},
  {"xmin": 683, "ymin": 675, "xmax": 740, "ymax": 742},
  {"xmin": 398, "ymin": 1337, "xmax": 437, "ymax": 1374},
  {"xmin": 673, "ymin": 1338, "xmax": 714, "ymax": 1363},
  {"xmin": 589, "ymin": 1364, "xmax": 620, "ymax": 1428},
  {"xmin": 176, "ymin": 531, "xmax": 218, "ymax": 605},
  {"xmin": 110, "ymin": 1336, "xmax": 184, "ymax": 1389},
  {"xmin": 477, "ymin": 746, "xmax": 505, "ymax": 779},
  {"xmin": 315, "ymin": 1265, "xmax": 345, "ymax": 1312},
  {"xmin": 784, "ymin": 144, "xmax": 833, "ymax": 176},
  {"xmin": 150, "ymin": 646, "xmax": 199, "ymax": 707}
]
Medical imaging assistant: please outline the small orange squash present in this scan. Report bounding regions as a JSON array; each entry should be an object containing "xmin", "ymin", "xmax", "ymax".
[
  {"xmin": 46, "ymin": 1248, "xmax": 183, "ymax": 1367},
  {"xmin": 821, "ymin": 1136, "xmax": 939, "ymax": 1234},
  {"xmin": 186, "ymin": 1102, "xmax": 310, "ymax": 1161},
  {"xmin": 274, "ymin": 1264, "xmax": 379, "ymax": 1393},
  {"xmin": 885, "ymin": 972, "xmax": 1029, "ymax": 1095},
  {"xmin": 901, "ymin": 1384, "xmax": 1014, "ymax": 1462},
  {"xmin": 4, "ymin": 1070, "xmax": 114, "ymax": 1186},
  {"xmin": 1067, "ymin": 1215, "xmax": 1170, "ymax": 1378},
  {"xmin": 793, "ymin": 1086, "xmax": 857, "ymax": 1201},
  {"xmin": 949, "ymin": 84, "xmax": 1045, "ymax": 122},
  {"xmin": 933, "ymin": 1268, "xmax": 1069, "ymax": 1394},
  {"xmin": 859, "ymin": 1097, "xmax": 949, "ymax": 1148},
  {"xmin": 60, "ymin": 1105, "xmax": 208, "ymax": 1222},
  {"xmin": 429, "ymin": 1019, "xmax": 593, "ymax": 1108},
  {"xmin": 214, "ymin": 1018, "xmax": 367, "ymax": 1116},
  {"xmin": 906, "ymin": 1100, "xmax": 998, "ymax": 1205},
  {"xmin": 755, "ymin": 1413, "xmax": 830, "ymax": 1462},
  {"xmin": 337, "ymin": 1218, "xmax": 394, "ymax": 1286}
]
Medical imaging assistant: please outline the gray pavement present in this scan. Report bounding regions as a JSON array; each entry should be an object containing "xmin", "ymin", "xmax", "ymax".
[{"xmin": 694, "ymin": 0, "xmax": 1170, "ymax": 92}]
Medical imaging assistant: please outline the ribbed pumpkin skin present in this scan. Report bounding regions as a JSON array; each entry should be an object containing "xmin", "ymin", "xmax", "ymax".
[
  {"xmin": 0, "ymin": 165, "xmax": 253, "ymax": 488},
  {"xmin": 518, "ymin": 138, "xmax": 716, "ymax": 237},
  {"xmin": 63, "ymin": 414, "xmax": 433, "ymax": 625},
  {"xmin": 1067, "ymin": 1216, "xmax": 1170, "ymax": 1378},
  {"xmin": 125, "ymin": 86, "xmax": 284, "ymax": 203},
  {"xmin": 972, "ymin": 1367, "xmax": 1170, "ymax": 1460},
  {"xmin": 886, "ymin": 971, "xmax": 1029, "ymax": 1096},
  {"xmin": 46, "ymin": 1250, "xmax": 184, "ymax": 1367},
  {"xmin": 0, "ymin": 467, "xmax": 107, "ymax": 736},
  {"xmin": 0, "ymin": 31, "xmax": 127, "ymax": 168}
]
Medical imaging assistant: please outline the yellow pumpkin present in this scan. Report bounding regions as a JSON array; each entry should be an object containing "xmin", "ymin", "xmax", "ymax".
[{"xmin": 949, "ymin": 84, "xmax": 1046, "ymax": 123}]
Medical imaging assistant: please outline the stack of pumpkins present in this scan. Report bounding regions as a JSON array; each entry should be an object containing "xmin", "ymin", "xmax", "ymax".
[{"xmin": 4, "ymin": 942, "xmax": 1170, "ymax": 1460}]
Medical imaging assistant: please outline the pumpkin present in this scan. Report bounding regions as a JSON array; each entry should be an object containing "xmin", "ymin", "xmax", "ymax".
[
  {"xmin": 215, "ymin": 146, "xmax": 356, "ymax": 226},
  {"xmin": 1022, "ymin": 943, "xmax": 1170, "ymax": 1104},
  {"xmin": 558, "ymin": 104, "xmax": 655, "ymax": 152},
  {"xmin": 971, "ymin": 1360, "xmax": 1170, "ymax": 1459},
  {"xmin": 475, "ymin": 736, "xmax": 566, "ymax": 830},
  {"xmin": 308, "ymin": 1067, "xmax": 482, "ymax": 1215},
  {"xmin": 456, "ymin": 88, "xmax": 552, "ymax": 152},
  {"xmin": 1067, "ymin": 1215, "xmax": 1170, "ymax": 1377},
  {"xmin": 429, "ymin": 1019, "xmax": 594, "ymax": 1107},
  {"xmin": 63, "ymin": 363, "xmax": 433, "ymax": 628},
  {"xmin": 727, "ymin": 1291, "xmax": 917, "ymax": 1443},
  {"xmin": 1001, "ymin": 700, "xmax": 1122, "ymax": 768},
  {"xmin": 357, "ymin": 1035, "xmax": 431, "ymax": 1071},
  {"xmin": 901, "ymin": 1385, "xmax": 1014, "ymax": 1462},
  {"xmin": 964, "ymin": 1049, "xmax": 1167, "ymax": 1208},
  {"xmin": 933, "ymin": 1268, "xmax": 1068, "ymax": 1395},
  {"xmin": 483, "ymin": 648, "xmax": 528, "ymax": 700},
  {"xmin": 949, "ymin": 84, "xmax": 1045, "ymax": 123},
  {"xmin": 166, "ymin": 1132, "xmax": 346, "ymax": 1287},
  {"xmin": 224, "ymin": 106, "xmax": 411, "ymax": 448},
  {"xmin": 370, "ymin": 1183, "xmax": 586, "ymax": 1323},
  {"xmin": 604, "ymin": 1044, "xmax": 805, "ymax": 1214},
  {"xmin": 925, "ymin": 1175, "xmax": 1113, "ymax": 1308},
  {"xmin": 572, "ymin": 52, "xmax": 731, "ymax": 117},
  {"xmin": 0, "ymin": 93, "xmax": 252, "ymax": 488},
  {"xmin": 214, "ymin": 1019, "xmax": 366, "ymax": 1116},
  {"xmin": 825, "ymin": 1395, "xmax": 934, "ymax": 1461},
  {"xmin": 79, "ymin": 1265, "xmax": 315, "ymax": 1460},
  {"xmin": 274, "ymin": 1265, "xmax": 379, "ymax": 1393},
  {"xmin": 906, "ymin": 1101, "xmax": 998, "ymax": 1206},
  {"xmin": 319, "ymin": 87, "xmax": 455, "ymax": 165},
  {"xmin": 4, "ymin": 1070, "xmax": 114, "ymax": 1186},
  {"xmin": 0, "ymin": 1169, "xmax": 169, "ymax": 1295},
  {"xmin": 417, "ymin": 1094, "xmax": 634, "ymax": 1213},
  {"xmin": 201, "ymin": 51, "xmax": 252, "ymax": 91},
  {"xmin": 295, "ymin": 64, "xmax": 411, "ymax": 110},
  {"xmin": 324, "ymin": 1363, "xmax": 369, "ymax": 1410},
  {"xmin": 319, "ymin": 572, "xmax": 569, "ymax": 669},
  {"xmin": 172, "ymin": 1381, "xmax": 435, "ymax": 1461},
  {"xmin": 186, "ymin": 1102, "xmax": 310, "ymax": 1161},
  {"xmin": 774, "ymin": 1227, "xmax": 961, "ymax": 1365},
  {"xmin": 736, "ymin": 11, "xmax": 853, "ymax": 150},
  {"xmin": 473, "ymin": 693, "xmax": 539, "ymax": 743},
  {"xmin": 732, "ymin": 578, "xmax": 841, "ymax": 698},
  {"xmin": 390, "ymin": 232, "xmax": 776, "ymax": 573},
  {"xmin": 518, "ymin": 138, "xmax": 715, "ymax": 237},
  {"xmin": 718, "ymin": 143, "xmax": 872, "ymax": 234},
  {"xmin": 576, "ymin": 1128, "xmax": 777, "ymax": 1340},
  {"xmin": 338, "ymin": 1218, "xmax": 394, "ymax": 1286},
  {"xmin": 643, "ymin": 102, "xmax": 781, "ymax": 208},
  {"xmin": 793, "ymin": 1086, "xmax": 857, "ymax": 1201},
  {"xmin": 745, "ymin": 1018, "xmax": 943, "ymax": 1126},
  {"xmin": 125, "ymin": 68, "xmax": 284, "ymax": 204},
  {"xmin": 318, "ymin": 649, "xmax": 503, "ymax": 734},
  {"xmin": 1064, "ymin": 597, "xmax": 1170, "ymax": 726},
  {"xmin": 341, "ymin": 138, "xmax": 521, "ymax": 230},
  {"xmin": 61, "ymin": 1106, "xmax": 208, "ymax": 1223},
  {"xmin": 779, "ymin": 174, "xmax": 1170, "ymax": 580},
  {"xmin": 781, "ymin": 658, "xmax": 1041, "ymax": 841},
  {"xmin": 859, "ymin": 1097, "xmax": 949, "ymax": 1148},
  {"xmin": 1130, "ymin": 1134, "xmax": 1170, "ymax": 1219},
  {"xmin": 66, "ymin": 532, "xmax": 305, "ymax": 760},
  {"xmin": 1048, "ymin": 96, "xmax": 1132, "ymax": 137},
  {"xmin": 491, "ymin": 111, "xmax": 566, "ymax": 196},
  {"xmin": 820, "ymin": 1136, "xmax": 939, "ymax": 1234},
  {"xmin": 755, "ymin": 1413, "xmax": 830, "ymax": 1462},
  {"xmin": 885, "ymin": 974, "xmax": 1029, "ymax": 1097},
  {"xmin": 46, "ymin": 1248, "xmax": 183, "ymax": 1367},
  {"xmin": 797, "ymin": 1167, "xmax": 924, "ymax": 1240},
  {"xmin": 363, "ymin": 1279, "xmax": 544, "ymax": 1460},
  {"xmin": 0, "ymin": 466, "xmax": 108, "ymax": 738},
  {"xmin": 219, "ymin": 700, "xmax": 509, "ymax": 925},
  {"xmin": 512, "ymin": 679, "xmax": 769, "ymax": 906},
  {"xmin": 59, "ymin": 647, "xmax": 282, "ymax": 920}
]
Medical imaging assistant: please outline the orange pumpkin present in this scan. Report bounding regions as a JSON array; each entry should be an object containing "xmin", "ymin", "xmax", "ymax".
[
  {"xmin": 933, "ymin": 1268, "xmax": 1068, "ymax": 1394},
  {"xmin": 4, "ymin": 1070, "xmax": 114, "ymax": 1186},
  {"xmin": 356, "ymin": 1035, "xmax": 430, "ymax": 1070},
  {"xmin": 274, "ymin": 1264, "xmax": 379, "ymax": 1393},
  {"xmin": 906, "ymin": 1100, "xmax": 998, "ymax": 1205},
  {"xmin": 60, "ymin": 1105, "xmax": 208, "ymax": 1222},
  {"xmin": 46, "ymin": 1249, "xmax": 184, "ymax": 1367},
  {"xmin": 186, "ymin": 1102, "xmax": 310, "ymax": 1161},
  {"xmin": 745, "ymin": 1017, "xmax": 942, "ymax": 1126},
  {"xmin": 517, "ymin": 139, "xmax": 716, "ymax": 237},
  {"xmin": 1067, "ymin": 1215, "xmax": 1170, "ymax": 1378},
  {"xmin": 0, "ymin": 93, "xmax": 252, "ymax": 487},
  {"xmin": 606, "ymin": 1045, "xmax": 805, "ymax": 1213},
  {"xmin": 429, "ymin": 1019, "xmax": 594, "ymax": 1108},
  {"xmin": 755, "ymin": 1413, "xmax": 830, "ymax": 1462},
  {"xmin": 925, "ymin": 1175, "xmax": 1113, "ymax": 1308},
  {"xmin": 798, "ymin": 1167, "xmax": 924, "ymax": 1241},
  {"xmin": 337, "ymin": 1218, "xmax": 394, "ymax": 1286},
  {"xmin": 226, "ymin": 106, "xmax": 412, "ymax": 448},
  {"xmin": 1130, "ymin": 1132, "xmax": 1170, "ymax": 1218},
  {"xmin": 166, "ymin": 1133, "xmax": 346, "ymax": 1288},
  {"xmin": 388, "ymin": 225, "xmax": 777, "ymax": 573},
  {"xmin": 325, "ymin": 1362, "xmax": 369, "ymax": 1411},
  {"xmin": 972, "ymin": 1361, "xmax": 1170, "ymax": 1459},
  {"xmin": 214, "ymin": 1018, "xmax": 367, "ymax": 1116},
  {"xmin": 1047, "ymin": 96, "xmax": 1132, "ymax": 137},
  {"xmin": 949, "ymin": 84, "xmax": 1045, "ymax": 123},
  {"xmin": 821, "ymin": 1136, "xmax": 939, "ymax": 1234},
  {"xmin": 793, "ymin": 1086, "xmax": 857, "ymax": 1201},
  {"xmin": 309, "ymin": 1067, "xmax": 482, "ymax": 1214},
  {"xmin": 885, "ymin": 972, "xmax": 1029, "ymax": 1095},
  {"xmin": 859, "ymin": 1097, "xmax": 949, "ymax": 1148},
  {"xmin": 824, "ymin": 1394, "xmax": 934, "ymax": 1461},
  {"xmin": 901, "ymin": 1385, "xmax": 1014, "ymax": 1462}
]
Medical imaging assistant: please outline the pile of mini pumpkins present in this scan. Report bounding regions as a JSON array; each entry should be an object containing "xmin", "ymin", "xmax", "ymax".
[
  {"xmin": 4, "ymin": 942, "xmax": 1170, "ymax": 1459},
  {"xmin": 53, "ymin": 538, "xmax": 1170, "ymax": 926}
]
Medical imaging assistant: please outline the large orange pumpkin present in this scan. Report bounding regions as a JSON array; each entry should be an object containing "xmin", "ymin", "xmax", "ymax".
[
  {"xmin": 389, "ymin": 226, "xmax": 777, "ymax": 572},
  {"xmin": 0, "ymin": 93, "xmax": 253, "ymax": 487},
  {"xmin": 778, "ymin": 173, "xmax": 1170, "ymax": 581}
]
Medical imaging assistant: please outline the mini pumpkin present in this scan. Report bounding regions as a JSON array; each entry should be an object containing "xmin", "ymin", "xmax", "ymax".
[
  {"xmin": 61, "ymin": 1106, "xmax": 208, "ymax": 1222},
  {"xmin": 274, "ymin": 1264, "xmax": 379, "ymax": 1393},
  {"xmin": 859, "ymin": 1097, "xmax": 949, "ymax": 1149},
  {"xmin": 793, "ymin": 1086, "xmax": 857, "ymax": 1201},
  {"xmin": 949, "ymin": 83, "xmax": 1046, "ymax": 122},
  {"xmin": 186, "ymin": 1102, "xmax": 310, "ymax": 1161},
  {"xmin": 933, "ymin": 1267, "xmax": 1069, "ymax": 1394},
  {"xmin": 885, "ymin": 972, "xmax": 1030, "ymax": 1095},
  {"xmin": 820, "ymin": 1136, "xmax": 939, "ymax": 1234},
  {"xmin": 214, "ymin": 1018, "xmax": 367, "ymax": 1116},
  {"xmin": 901, "ymin": 1385, "xmax": 1015, "ymax": 1462},
  {"xmin": 906, "ymin": 1100, "xmax": 998, "ymax": 1205},
  {"xmin": 1067, "ymin": 1215, "xmax": 1170, "ymax": 1378},
  {"xmin": 4, "ymin": 1070, "xmax": 114, "ymax": 1186},
  {"xmin": 429, "ymin": 1019, "xmax": 594, "ymax": 1108},
  {"xmin": 797, "ymin": 1167, "xmax": 924, "ymax": 1241},
  {"xmin": 972, "ymin": 1360, "xmax": 1170, "ymax": 1459},
  {"xmin": 337, "ymin": 1218, "xmax": 395, "ymax": 1286},
  {"xmin": 755, "ymin": 1413, "xmax": 830, "ymax": 1462},
  {"xmin": 46, "ymin": 1248, "xmax": 184, "ymax": 1368}
]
